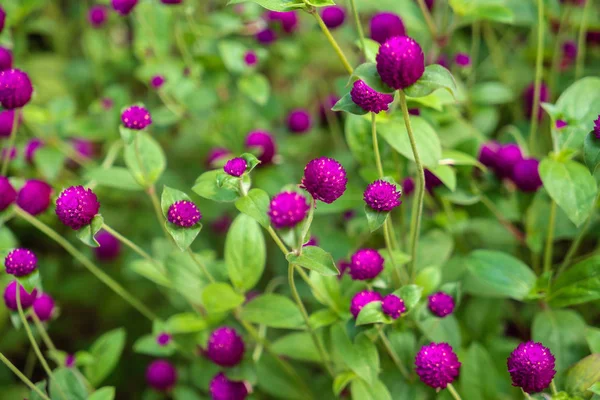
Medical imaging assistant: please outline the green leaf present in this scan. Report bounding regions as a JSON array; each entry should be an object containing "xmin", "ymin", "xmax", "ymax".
[
  {"xmin": 286, "ymin": 246, "xmax": 339, "ymax": 276},
  {"xmin": 201, "ymin": 282, "xmax": 245, "ymax": 314},
  {"xmin": 440, "ymin": 149, "xmax": 486, "ymax": 171},
  {"xmin": 460, "ymin": 343, "xmax": 498, "ymax": 400},
  {"xmin": 192, "ymin": 170, "xmax": 240, "ymax": 203},
  {"xmin": 165, "ymin": 313, "xmax": 207, "ymax": 334},
  {"xmin": 418, "ymin": 315, "xmax": 462, "ymax": 349},
  {"xmin": 235, "ymin": 189, "xmax": 271, "ymax": 228},
  {"xmin": 76, "ymin": 214, "xmax": 104, "ymax": 248},
  {"xmin": 255, "ymin": 353, "xmax": 307, "ymax": 400},
  {"xmin": 352, "ymin": 63, "xmax": 395, "ymax": 93},
  {"xmin": 464, "ymin": 250, "xmax": 536, "ymax": 300},
  {"xmin": 28, "ymin": 381, "xmax": 48, "ymax": 400},
  {"xmin": 305, "ymin": 0, "xmax": 335, "ymax": 5},
  {"xmin": 272, "ymin": 332, "xmax": 321, "ymax": 362},
  {"xmin": 415, "ymin": 266, "xmax": 441, "ymax": 295},
  {"xmin": 356, "ymin": 301, "xmax": 392, "ymax": 325},
  {"xmin": 364, "ymin": 204, "xmax": 389, "ymax": 232},
  {"xmin": 584, "ymin": 132, "xmax": 600, "ymax": 174},
  {"xmin": 124, "ymin": 132, "xmax": 166, "ymax": 188},
  {"xmin": 404, "ymin": 64, "xmax": 457, "ymax": 98},
  {"xmin": 227, "ymin": 0, "xmax": 306, "ymax": 12},
  {"xmin": 393, "ymin": 285, "xmax": 422, "ymax": 310},
  {"xmin": 332, "ymin": 324, "xmax": 379, "ymax": 385},
  {"xmin": 428, "ymin": 164, "xmax": 456, "ymax": 191},
  {"xmin": 565, "ymin": 354, "xmax": 600, "ymax": 397},
  {"xmin": 238, "ymin": 73, "xmax": 270, "ymax": 105},
  {"xmin": 133, "ymin": 334, "xmax": 176, "ymax": 357},
  {"xmin": 471, "ymin": 81, "xmax": 514, "ymax": 105},
  {"xmin": 87, "ymin": 387, "xmax": 116, "ymax": 400},
  {"xmin": 539, "ymin": 158, "xmax": 597, "ymax": 226},
  {"xmin": 160, "ymin": 186, "xmax": 201, "ymax": 251},
  {"xmin": 118, "ymin": 126, "xmax": 136, "ymax": 145},
  {"xmin": 332, "ymin": 93, "xmax": 368, "ymax": 115},
  {"xmin": 16, "ymin": 270, "xmax": 40, "ymax": 293},
  {"xmin": 84, "ymin": 167, "xmax": 143, "ymax": 191},
  {"xmin": 165, "ymin": 251, "xmax": 211, "ymax": 304},
  {"xmin": 129, "ymin": 259, "xmax": 172, "ymax": 288},
  {"xmin": 449, "ymin": 0, "xmax": 514, "ymax": 23},
  {"xmin": 309, "ymin": 309, "xmax": 339, "ymax": 330},
  {"xmin": 51, "ymin": 368, "xmax": 89, "ymax": 400},
  {"xmin": 84, "ymin": 328, "xmax": 126, "ymax": 387},
  {"xmin": 548, "ymin": 256, "xmax": 600, "ymax": 307},
  {"xmin": 350, "ymin": 378, "xmax": 392, "ymax": 400},
  {"xmin": 240, "ymin": 153, "xmax": 261, "ymax": 172},
  {"xmin": 586, "ymin": 327, "xmax": 600, "ymax": 353},
  {"xmin": 241, "ymin": 294, "xmax": 304, "ymax": 329},
  {"xmin": 333, "ymin": 372, "xmax": 357, "ymax": 396},
  {"xmin": 225, "ymin": 214, "xmax": 266, "ymax": 291},
  {"xmin": 218, "ymin": 40, "xmax": 249, "ymax": 74},
  {"xmin": 33, "ymin": 146, "xmax": 65, "ymax": 182}
]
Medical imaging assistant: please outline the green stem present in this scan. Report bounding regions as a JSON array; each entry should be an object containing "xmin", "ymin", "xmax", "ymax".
[
  {"xmin": 311, "ymin": 10, "xmax": 353, "ymax": 74},
  {"xmin": 528, "ymin": 0, "xmax": 545, "ymax": 156},
  {"xmin": 348, "ymin": 0, "xmax": 366, "ymax": 58},
  {"xmin": 0, "ymin": 108, "xmax": 20, "ymax": 176},
  {"xmin": 30, "ymin": 313, "xmax": 57, "ymax": 352},
  {"xmin": 575, "ymin": 0, "xmax": 592, "ymax": 79},
  {"xmin": 295, "ymin": 266, "xmax": 341, "ymax": 314},
  {"xmin": 299, "ymin": 197, "xmax": 316, "ymax": 252},
  {"xmin": 522, "ymin": 389, "xmax": 533, "ymax": 399},
  {"xmin": 86, "ymin": 140, "xmax": 123, "ymax": 190},
  {"xmin": 557, "ymin": 208, "xmax": 593, "ymax": 275},
  {"xmin": 371, "ymin": 113, "xmax": 384, "ymax": 177},
  {"xmin": 468, "ymin": 22, "xmax": 481, "ymax": 86},
  {"xmin": 548, "ymin": 8, "xmax": 571, "ymax": 97},
  {"xmin": 384, "ymin": 219, "xmax": 406, "ymax": 286},
  {"xmin": 543, "ymin": 201, "xmax": 557, "ymax": 274},
  {"xmin": 0, "ymin": 352, "xmax": 51, "ymax": 400},
  {"xmin": 377, "ymin": 328, "xmax": 410, "ymax": 380},
  {"xmin": 101, "ymin": 223, "xmax": 157, "ymax": 265},
  {"xmin": 267, "ymin": 226, "xmax": 290, "ymax": 255},
  {"xmin": 550, "ymin": 380, "xmax": 558, "ymax": 395},
  {"xmin": 447, "ymin": 383, "xmax": 463, "ymax": 400},
  {"xmin": 147, "ymin": 186, "xmax": 172, "ymax": 241},
  {"xmin": 416, "ymin": 0, "xmax": 438, "ymax": 40},
  {"xmin": 187, "ymin": 248, "xmax": 216, "ymax": 284},
  {"xmin": 477, "ymin": 189, "xmax": 526, "ymax": 245}
]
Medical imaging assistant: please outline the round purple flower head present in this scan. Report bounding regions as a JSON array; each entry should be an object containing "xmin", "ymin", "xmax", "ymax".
[
  {"xmin": 455, "ymin": 52, "xmax": 471, "ymax": 67},
  {"xmin": 0, "ymin": 109, "xmax": 19, "ymax": 137},
  {"xmin": 402, "ymin": 177, "xmax": 415, "ymax": 197},
  {"xmin": 370, "ymin": 12, "xmax": 406, "ymax": 44},
  {"xmin": 17, "ymin": 179, "xmax": 52, "ymax": 216},
  {"xmin": 321, "ymin": 6, "xmax": 346, "ymax": 29},
  {"xmin": 428, "ymin": 292, "xmax": 454, "ymax": 318},
  {"xmin": 382, "ymin": 294, "xmax": 406, "ymax": 319},
  {"xmin": 207, "ymin": 327, "xmax": 245, "ymax": 367},
  {"xmin": 523, "ymin": 82, "xmax": 549, "ymax": 120},
  {"xmin": 244, "ymin": 50, "xmax": 258, "ymax": 66},
  {"xmin": 301, "ymin": 157, "xmax": 347, "ymax": 204},
  {"xmin": 256, "ymin": 28, "xmax": 277, "ymax": 45},
  {"xmin": 478, "ymin": 141, "xmax": 500, "ymax": 169},
  {"xmin": 268, "ymin": 191, "xmax": 310, "ymax": 229},
  {"xmin": 111, "ymin": 0, "xmax": 138, "ymax": 15},
  {"xmin": 494, "ymin": 143, "xmax": 523, "ymax": 179},
  {"xmin": 25, "ymin": 138, "xmax": 44, "ymax": 164},
  {"xmin": 349, "ymin": 249, "xmax": 384, "ymax": 280},
  {"xmin": 55, "ymin": 186, "xmax": 101, "ymax": 230},
  {"xmin": 121, "ymin": 105, "xmax": 152, "ymax": 130},
  {"xmin": 0, "ymin": 69, "xmax": 34, "ymax": 109},
  {"xmin": 206, "ymin": 147, "xmax": 231, "ymax": 168},
  {"xmin": 0, "ymin": 47, "xmax": 13, "ymax": 71},
  {"xmin": 351, "ymin": 80, "xmax": 394, "ymax": 114},
  {"xmin": 415, "ymin": 342, "xmax": 461, "ymax": 389},
  {"xmin": 266, "ymin": 11, "xmax": 298, "ymax": 33},
  {"xmin": 287, "ymin": 109, "xmax": 312, "ymax": 134},
  {"xmin": 562, "ymin": 40, "xmax": 577, "ymax": 60},
  {"xmin": 364, "ymin": 179, "xmax": 402, "ymax": 211},
  {"xmin": 245, "ymin": 131, "xmax": 276, "ymax": 165},
  {"xmin": 88, "ymin": 5, "xmax": 108, "ymax": 28},
  {"xmin": 94, "ymin": 230, "xmax": 121, "ymax": 261},
  {"xmin": 224, "ymin": 158, "xmax": 247, "ymax": 177},
  {"xmin": 0, "ymin": 176, "xmax": 16, "ymax": 211},
  {"xmin": 210, "ymin": 373, "xmax": 249, "ymax": 400},
  {"xmin": 377, "ymin": 36, "xmax": 425, "ymax": 90},
  {"xmin": 507, "ymin": 341, "xmax": 556, "ymax": 394},
  {"xmin": 512, "ymin": 159, "xmax": 543, "ymax": 192},
  {"xmin": 157, "ymin": 332, "xmax": 172, "ymax": 346},
  {"xmin": 5, "ymin": 248, "xmax": 37, "ymax": 277},
  {"xmin": 33, "ymin": 293, "xmax": 55, "ymax": 322},
  {"xmin": 150, "ymin": 75, "xmax": 165, "ymax": 89},
  {"xmin": 350, "ymin": 290, "xmax": 382, "ymax": 318},
  {"xmin": 3, "ymin": 281, "xmax": 38, "ymax": 311},
  {"xmin": 594, "ymin": 115, "xmax": 600, "ymax": 139},
  {"xmin": 167, "ymin": 200, "xmax": 201, "ymax": 228},
  {"xmin": 0, "ymin": 7, "xmax": 5, "ymax": 33},
  {"xmin": 146, "ymin": 360, "xmax": 178, "ymax": 392}
]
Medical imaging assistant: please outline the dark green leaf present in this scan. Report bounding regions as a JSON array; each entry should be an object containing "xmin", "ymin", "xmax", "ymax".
[
  {"xmin": 586, "ymin": 327, "xmax": 600, "ymax": 353},
  {"xmin": 352, "ymin": 63, "xmax": 395, "ymax": 94},
  {"xmin": 225, "ymin": 214, "xmax": 266, "ymax": 291},
  {"xmin": 549, "ymin": 256, "xmax": 600, "ymax": 307},
  {"xmin": 241, "ymin": 294, "xmax": 304, "ymax": 329},
  {"xmin": 192, "ymin": 170, "xmax": 240, "ymax": 203},
  {"xmin": 393, "ymin": 285, "xmax": 422, "ymax": 310},
  {"xmin": 165, "ymin": 313, "xmax": 208, "ymax": 334},
  {"xmin": 350, "ymin": 378, "xmax": 392, "ymax": 400},
  {"xmin": 235, "ymin": 188, "xmax": 271, "ymax": 228},
  {"xmin": 332, "ymin": 93, "xmax": 368, "ymax": 115},
  {"xmin": 123, "ymin": 132, "xmax": 166, "ymax": 188},
  {"xmin": 28, "ymin": 381, "xmax": 48, "ymax": 400},
  {"xmin": 76, "ymin": 214, "xmax": 104, "ymax": 248},
  {"xmin": 33, "ymin": 146, "xmax": 65, "ymax": 182},
  {"xmin": 404, "ymin": 65, "xmax": 457, "ymax": 98},
  {"xmin": 201, "ymin": 282, "xmax": 245, "ymax": 313},
  {"xmin": 255, "ymin": 353, "xmax": 307, "ymax": 400},
  {"xmin": 564, "ymin": 354, "xmax": 600, "ymax": 398},
  {"xmin": 418, "ymin": 315, "xmax": 462, "ymax": 349},
  {"xmin": 364, "ymin": 204, "xmax": 389, "ymax": 232},
  {"xmin": 272, "ymin": 332, "xmax": 321, "ymax": 362},
  {"xmin": 238, "ymin": 73, "xmax": 270, "ymax": 105},
  {"xmin": 84, "ymin": 328, "xmax": 126, "ymax": 386},
  {"xmin": 460, "ymin": 343, "xmax": 498, "ymax": 400},
  {"xmin": 84, "ymin": 167, "xmax": 143, "ymax": 191},
  {"xmin": 133, "ymin": 334, "xmax": 176, "ymax": 357},
  {"xmin": 286, "ymin": 246, "xmax": 339, "ymax": 276},
  {"xmin": 51, "ymin": 368, "xmax": 89, "ymax": 400},
  {"xmin": 332, "ymin": 324, "xmax": 379, "ymax": 385},
  {"xmin": 87, "ymin": 387, "xmax": 116, "ymax": 400},
  {"xmin": 227, "ymin": 0, "xmax": 306, "ymax": 12},
  {"xmin": 16, "ymin": 270, "xmax": 40, "ymax": 293},
  {"xmin": 309, "ymin": 309, "xmax": 339, "ymax": 330},
  {"xmin": 428, "ymin": 165, "xmax": 456, "ymax": 191},
  {"xmin": 333, "ymin": 372, "xmax": 357, "ymax": 396}
]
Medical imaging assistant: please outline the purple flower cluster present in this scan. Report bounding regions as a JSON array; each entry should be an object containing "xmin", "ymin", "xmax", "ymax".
[
  {"xmin": 157, "ymin": 332, "xmax": 172, "ymax": 346},
  {"xmin": 478, "ymin": 142, "xmax": 542, "ymax": 192},
  {"xmin": 224, "ymin": 157, "xmax": 248, "ymax": 177},
  {"xmin": 3, "ymin": 281, "xmax": 38, "ymax": 311},
  {"xmin": 94, "ymin": 230, "xmax": 121, "ymax": 261},
  {"xmin": 523, "ymin": 82, "xmax": 549, "ymax": 120},
  {"xmin": 594, "ymin": 114, "xmax": 600, "ymax": 139},
  {"xmin": 17, "ymin": 179, "xmax": 52, "ymax": 215},
  {"xmin": 364, "ymin": 180, "xmax": 402, "ymax": 211},
  {"xmin": 150, "ymin": 75, "xmax": 165, "ymax": 89},
  {"xmin": 321, "ymin": 6, "xmax": 346, "ymax": 29},
  {"xmin": 88, "ymin": 5, "xmax": 108, "ymax": 28},
  {"xmin": 244, "ymin": 51, "xmax": 258, "ymax": 66},
  {"xmin": 167, "ymin": 200, "xmax": 201, "ymax": 228},
  {"xmin": 25, "ymin": 138, "xmax": 43, "ymax": 164},
  {"xmin": 56, "ymin": 186, "xmax": 101, "ymax": 230},
  {"xmin": 33, "ymin": 293, "xmax": 56, "ymax": 322},
  {"xmin": 0, "ymin": 109, "xmax": 19, "ymax": 137},
  {"xmin": 507, "ymin": 342, "xmax": 556, "ymax": 393},
  {"xmin": 301, "ymin": 157, "xmax": 347, "ymax": 204},
  {"xmin": 376, "ymin": 36, "xmax": 425, "ymax": 90},
  {"xmin": 428, "ymin": 292, "xmax": 455, "ymax": 318},
  {"xmin": 0, "ymin": 69, "xmax": 33, "ymax": 109},
  {"xmin": 206, "ymin": 147, "xmax": 231, "ymax": 168},
  {"xmin": 268, "ymin": 191, "xmax": 310, "ymax": 229},
  {"xmin": 0, "ymin": 46, "xmax": 13, "ymax": 71},
  {"xmin": 370, "ymin": 12, "xmax": 406, "ymax": 44},
  {"xmin": 206, "ymin": 327, "xmax": 245, "ymax": 367},
  {"xmin": 265, "ymin": 11, "xmax": 298, "ymax": 34},
  {"xmin": 349, "ymin": 248, "xmax": 384, "ymax": 280},
  {"xmin": 382, "ymin": 294, "xmax": 406, "ymax": 319},
  {"xmin": 146, "ymin": 359, "xmax": 177, "ymax": 391},
  {"xmin": 5, "ymin": 248, "xmax": 38, "ymax": 277},
  {"xmin": 121, "ymin": 105, "xmax": 152, "ymax": 130},
  {"xmin": 245, "ymin": 131, "xmax": 276, "ymax": 165},
  {"xmin": 210, "ymin": 373, "xmax": 248, "ymax": 400},
  {"xmin": 455, "ymin": 52, "xmax": 471, "ymax": 67},
  {"xmin": 112, "ymin": 0, "xmax": 138, "ymax": 15},
  {"xmin": 350, "ymin": 290, "xmax": 382, "ymax": 318},
  {"xmin": 415, "ymin": 342, "xmax": 461, "ymax": 389},
  {"xmin": 287, "ymin": 109, "xmax": 312, "ymax": 134},
  {"xmin": 350, "ymin": 80, "xmax": 394, "ymax": 113}
]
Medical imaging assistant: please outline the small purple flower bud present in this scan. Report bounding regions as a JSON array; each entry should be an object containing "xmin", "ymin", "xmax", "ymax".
[
  {"xmin": 266, "ymin": 11, "xmax": 298, "ymax": 33},
  {"xmin": 102, "ymin": 97, "xmax": 114, "ymax": 110},
  {"xmin": 423, "ymin": 0, "xmax": 435, "ymax": 10},
  {"xmin": 287, "ymin": 109, "xmax": 312, "ymax": 134},
  {"xmin": 402, "ymin": 177, "xmax": 415, "ymax": 197},
  {"xmin": 146, "ymin": 360, "xmax": 178, "ymax": 392},
  {"xmin": 210, "ymin": 373, "xmax": 249, "ymax": 400},
  {"xmin": 206, "ymin": 147, "xmax": 231, "ymax": 168},
  {"xmin": 207, "ymin": 327, "xmax": 245, "ymax": 367},
  {"xmin": 321, "ymin": 6, "xmax": 346, "ymax": 29},
  {"xmin": 415, "ymin": 342, "xmax": 461, "ymax": 389},
  {"xmin": 408, "ymin": 108, "xmax": 421, "ymax": 116},
  {"xmin": 428, "ymin": 292, "xmax": 455, "ymax": 318},
  {"xmin": 244, "ymin": 51, "xmax": 258, "ymax": 66},
  {"xmin": 562, "ymin": 40, "xmax": 577, "ymax": 60},
  {"xmin": 68, "ymin": 138, "xmax": 94, "ymax": 168},
  {"xmin": 478, "ymin": 141, "xmax": 500, "ymax": 169},
  {"xmin": 224, "ymin": 157, "xmax": 247, "ymax": 177},
  {"xmin": 370, "ymin": 12, "xmax": 406, "ymax": 44},
  {"xmin": 157, "ymin": 333, "xmax": 172, "ymax": 346},
  {"xmin": 0, "ymin": 109, "xmax": 19, "ymax": 137},
  {"xmin": 0, "ymin": 7, "xmax": 5, "ymax": 34},
  {"xmin": 268, "ymin": 191, "xmax": 310, "ymax": 229},
  {"xmin": 25, "ymin": 138, "xmax": 44, "ymax": 164},
  {"xmin": 55, "ymin": 186, "xmax": 101, "ymax": 230},
  {"xmin": 556, "ymin": 119, "xmax": 567, "ymax": 129},
  {"xmin": 523, "ymin": 82, "xmax": 549, "ymax": 120},
  {"xmin": 3, "ymin": 281, "xmax": 38, "ymax": 311},
  {"xmin": 150, "ymin": 75, "xmax": 165, "ymax": 89},
  {"xmin": 5, "ymin": 248, "xmax": 38, "ymax": 277},
  {"xmin": 436, "ymin": 54, "xmax": 450, "ymax": 69},
  {"xmin": 245, "ymin": 131, "xmax": 276, "ymax": 165},
  {"xmin": 337, "ymin": 259, "xmax": 351, "ymax": 279},
  {"xmin": 121, "ymin": 105, "xmax": 152, "ymax": 130},
  {"xmin": 594, "ymin": 115, "xmax": 600, "ymax": 139},
  {"xmin": 382, "ymin": 294, "xmax": 406, "ymax": 319},
  {"xmin": 0, "ymin": 69, "xmax": 34, "ymax": 109},
  {"xmin": 111, "ymin": 0, "xmax": 138, "ymax": 16},
  {"xmin": 167, "ymin": 200, "xmax": 201, "ymax": 228},
  {"xmin": 350, "ymin": 80, "xmax": 395, "ymax": 114},
  {"xmin": 301, "ymin": 157, "xmax": 347, "ymax": 204},
  {"xmin": 494, "ymin": 143, "xmax": 523, "ymax": 179},
  {"xmin": 512, "ymin": 158, "xmax": 543, "ymax": 192},
  {"xmin": 350, "ymin": 290, "xmax": 382, "ymax": 318},
  {"xmin": 88, "ymin": 6, "xmax": 108, "ymax": 28},
  {"xmin": 65, "ymin": 355, "xmax": 75, "ymax": 368},
  {"xmin": 211, "ymin": 214, "xmax": 232, "ymax": 234},
  {"xmin": 349, "ymin": 249, "xmax": 384, "ymax": 280},
  {"xmin": 424, "ymin": 169, "xmax": 443, "ymax": 192},
  {"xmin": 507, "ymin": 341, "xmax": 556, "ymax": 394},
  {"xmin": 0, "ymin": 176, "xmax": 16, "ymax": 211},
  {"xmin": 0, "ymin": 46, "xmax": 13, "ymax": 71},
  {"xmin": 94, "ymin": 230, "xmax": 121, "ymax": 261},
  {"xmin": 256, "ymin": 28, "xmax": 277, "ymax": 45},
  {"xmin": 33, "ymin": 293, "xmax": 55, "ymax": 322},
  {"xmin": 363, "ymin": 179, "xmax": 402, "ymax": 211},
  {"xmin": 161, "ymin": 0, "xmax": 182, "ymax": 4},
  {"xmin": 17, "ymin": 179, "xmax": 52, "ymax": 216},
  {"xmin": 303, "ymin": 236, "xmax": 319, "ymax": 247},
  {"xmin": 376, "ymin": 36, "xmax": 425, "ymax": 90},
  {"xmin": 454, "ymin": 52, "xmax": 471, "ymax": 67}
]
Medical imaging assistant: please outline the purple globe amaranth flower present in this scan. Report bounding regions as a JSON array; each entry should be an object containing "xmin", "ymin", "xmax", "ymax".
[
  {"xmin": 3, "ymin": 281, "xmax": 38, "ymax": 311},
  {"xmin": 562, "ymin": 40, "xmax": 577, "ymax": 60},
  {"xmin": 121, "ymin": 105, "xmax": 152, "ymax": 130},
  {"xmin": 303, "ymin": 235, "xmax": 319, "ymax": 247},
  {"xmin": 301, "ymin": 157, "xmax": 347, "ymax": 204},
  {"xmin": 33, "ymin": 293, "xmax": 55, "ymax": 322},
  {"xmin": 65, "ymin": 355, "xmax": 75, "ymax": 368},
  {"xmin": 0, "ymin": 109, "xmax": 19, "ymax": 137},
  {"xmin": 370, "ymin": 12, "xmax": 406, "ymax": 44},
  {"xmin": 364, "ymin": 179, "xmax": 402, "ymax": 211},
  {"xmin": 350, "ymin": 290, "xmax": 382, "ymax": 318},
  {"xmin": 111, "ymin": 0, "xmax": 138, "ymax": 15},
  {"xmin": 594, "ymin": 115, "xmax": 600, "ymax": 139},
  {"xmin": 0, "ymin": 46, "xmax": 13, "ymax": 71},
  {"xmin": 150, "ymin": 75, "xmax": 165, "ymax": 89},
  {"xmin": 507, "ymin": 341, "xmax": 556, "ymax": 394},
  {"xmin": 478, "ymin": 141, "xmax": 500, "ymax": 169},
  {"xmin": 321, "ymin": 6, "xmax": 346, "ymax": 29},
  {"xmin": 349, "ymin": 249, "xmax": 384, "ymax": 280},
  {"xmin": 94, "ymin": 230, "xmax": 121, "ymax": 261},
  {"xmin": 0, "ymin": 7, "xmax": 5, "ymax": 34},
  {"xmin": 206, "ymin": 327, "xmax": 245, "ymax": 367},
  {"xmin": 408, "ymin": 108, "xmax": 421, "ymax": 116},
  {"xmin": 0, "ymin": 176, "xmax": 16, "ymax": 211},
  {"xmin": 266, "ymin": 11, "xmax": 298, "ymax": 33},
  {"xmin": 146, "ymin": 359, "xmax": 178, "ymax": 392},
  {"xmin": 455, "ymin": 52, "xmax": 471, "ymax": 67},
  {"xmin": 494, "ymin": 143, "xmax": 523, "ymax": 179},
  {"xmin": 25, "ymin": 138, "xmax": 44, "ymax": 164},
  {"xmin": 402, "ymin": 177, "xmax": 415, "ymax": 196},
  {"xmin": 245, "ymin": 130, "xmax": 276, "ymax": 165},
  {"xmin": 377, "ymin": 36, "xmax": 425, "ymax": 90},
  {"xmin": 157, "ymin": 333, "xmax": 172, "ymax": 346},
  {"xmin": 523, "ymin": 82, "xmax": 549, "ymax": 120},
  {"xmin": 168, "ymin": 200, "xmax": 201, "ymax": 228},
  {"xmin": 556, "ymin": 119, "xmax": 568, "ymax": 129},
  {"xmin": 382, "ymin": 294, "xmax": 406, "ymax": 319},
  {"xmin": 256, "ymin": 28, "xmax": 277, "ymax": 45},
  {"xmin": 428, "ymin": 292, "xmax": 455, "ymax": 318},
  {"xmin": 415, "ymin": 342, "xmax": 461, "ymax": 389},
  {"xmin": 287, "ymin": 108, "xmax": 312, "ymax": 134},
  {"xmin": 224, "ymin": 157, "xmax": 247, "ymax": 177},
  {"xmin": 210, "ymin": 373, "xmax": 249, "ymax": 400},
  {"xmin": 55, "ymin": 186, "xmax": 100, "ymax": 230},
  {"xmin": 0, "ymin": 69, "xmax": 33, "ymax": 109},
  {"xmin": 424, "ymin": 169, "xmax": 443, "ymax": 192},
  {"xmin": 350, "ymin": 80, "xmax": 395, "ymax": 114},
  {"xmin": 5, "ymin": 248, "xmax": 37, "ymax": 277},
  {"xmin": 512, "ymin": 158, "xmax": 543, "ymax": 192},
  {"xmin": 17, "ymin": 179, "xmax": 52, "ymax": 216},
  {"xmin": 88, "ymin": 5, "xmax": 108, "ymax": 28},
  {"xmin": 206, "ymin": 147, "xmax": 231, "ymax": 168},
  {"xmin": 268, "ymin": 191, "xmax": 310, "ymax": 229},
  {"xmin": 244, "ymin": 50, "xmax": 258, "ymax": 66}
]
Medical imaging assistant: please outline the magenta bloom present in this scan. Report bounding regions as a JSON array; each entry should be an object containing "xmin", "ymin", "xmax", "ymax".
[
  {"xmin": 415, "ymin": 343, "xmax": 461, "ymax": 389},
  {"xmin": 337, "ymin": 259, "xmax": 351, "ymax": 279},
  {"xmin": 25, "ymin": 138, "xmax": 44, "ymax": 164},
  {"xmin": 55, "ymin": 186, "xmax": 101, "ymax": 230},
  {"xmin": 382, "ymin": 294, "xmax": 406, "ymax": 319},
  {"xmin": 146, "ymin": 360, "xmax": 177, "ymax": 392},
  {"xmin": 167, "ymin": 200, "xmax": 201, "ymax": 228},
  {"xmin": 157, "ymin": 333, "xmax": 172, "ymax": 346},
  {"xmin": 0, "ymin": 7, "xmax": 5, "ymax": 33},
  {"xmin": 512, "ymin": 158, "xmax": 543, "ymax": 192},
  {"xmin": 321, "ymin": 6, "xmax": 346, "ymax": 29},
  {"xmin": 424, "ymin": 169, "xmax": 443, "ymax": 192},
  {"xmin": 224, "ymin": 157, "xmax": 247, "ymax": 177},
  {"xmin": 594, "ymin": 115, "xmax": 600, "ymax": 139},
  {"xmin": 494, "ymin": 143, "xmax": 523, "ymax": 179},
  {"xmin": 562, "ymin": 40, "xmax": 577, "ymax": 60},
  {"xmin": 94, "ymin": 230, "xmax": 121, "ymax": 261},
  {"xmin": 121, "ymin": 105, "xmax": 152, "ymax": 130},
  {"xmin": 402, "ymin": 177, "xmax": 415, "ymax": 197},
  {"xmin": 523, "ymin": 82, "xmax": 549, "ymax": 120},
  {"xmin": 210, "ymin": 373, "xmax": 249, "ymax": 400},
  {"xmin": 266, "ymin": 11, "xmax": 298, "ymax": 33},
  {"xmin": 377, "ymin": 36, "xmax": 425, "ymax": 90},
  {"xmin": 244, "ymin": 50, "xmax": 258, "ymax": 66},
  {"xmin": 556, "ymin": 120, "xmax": 568, "ymax": 129},
  {"xmin": 350, "ymin": 290, "xmax": 382, "ymax": 318},
  {"xmin": 301, "ymin": 157, "xmax": 347, "ymax": 204},
  {"xmin": 303, "ymin": 236, "xmax": 318, "ymax": 247},
  {"xmin": 5, "ymin": 248, "xmax": 38, "ymax": 277},
  {"xmin": 3, "ymin": 281, "xmax": 38, "ymax": 311},
  {"xmin": 0, "ymin": 109, "xmax": 19, "ymax": 137},
  {"xmin": 268, "ymin": 191, "xmax": 310, "ymax": 229},
  {"xmin": 349, "ymin": 249, "xmax": 384, "ymax": 280},
  {"xmin": 0, "ymin": 69, "xmax": 34, "ymax": 109},
  {"xmin": 102, "ymin": 97, "xmax": 114, "ymax": 110},
  {"xmin": 370, "ymin": 12, "xmax": 406, "ymax": 44},
  {"xmin": 211, "ymin": 214, "xmax": 232, "ymax": 234},
  {"xmin": 111, "ymin": 0, "xmax": 138, "ymax": 15},
  {"xmin": 65, "ymin": 355, "xmax": 75, "ymax": 368},
  {"xmin": 17, "ymin": 179, "xmax": 52, "ymax": 216},
  {"xmin": 88, "ymin": 5, "xmax": 108, "ymax": 28},
  {"xmin": 428, "ymin": 292, "xmax": 454, "ymax": 318},
  {"xmin": 33, "ymin": 293, "xmax": 55, "ymax": 322},
  {"xmin": 478, "ymin": 141, "xmax": 500, "ymax": 169},
  {"xmin": 364, "ymin": 179, "xmax": 402, "ymax": 211},
  {"xmin": 455, "ymin": 52, "xmax": 471, "ymax": 67},
  {"xmin": 206, "ymin": 327, "xmax": 245, "ymax": 367},
  {"xmin": 507, "ymin": 341, "xmax": 556, "ymax": 394},
  {"xmin": 287, "ymin": 109, "xmax": 312, "ymax": 134},
  {"xmin": 245, "ymin": 130, "xmax": 276, "ymax": 165},
  {"xmin": 0, "ymin": 47, "xmax": 13, "ymax": 71},
  {"xmin": 68, "ymin": 138, "xmax": 95, "ymax": 167},
  {"xmin": 150, "ymin": 75, "xmax": 165, "ymax": 89},
  {"xmin": 206, "ymin": 147, "xmax": 231, "ymax": 168},
  {"xmin": 350, "ymin": 80, "xmax": 394, "ymax": 114},
  {"xmin": 0, "ymin": 176, "xmax": 16, "ymax": 211},
  {"xmin": 256, "ymin": 29, "xmax": 277, "ymax": 45}
]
